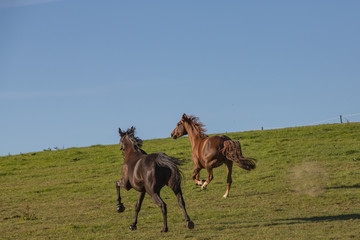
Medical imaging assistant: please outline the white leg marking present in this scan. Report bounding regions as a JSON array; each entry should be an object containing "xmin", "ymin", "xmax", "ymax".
[{"xmin": 201, "ymin": 181, "xmax": 208, "ymax": 190}]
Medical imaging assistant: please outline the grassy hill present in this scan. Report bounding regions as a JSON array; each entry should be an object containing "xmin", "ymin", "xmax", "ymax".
[{"xmin": 1, "ymin": 123, "xmax": 360, "ymax": 239}]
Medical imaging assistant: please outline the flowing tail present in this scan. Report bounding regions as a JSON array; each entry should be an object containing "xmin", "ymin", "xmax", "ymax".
[
  {"xmin": 222, "ymin": 140, "xmax": 256, "ymax": 170},
  {"xmin": 155, "ymin": 153, "xmax": 183, "ymax": 192}
]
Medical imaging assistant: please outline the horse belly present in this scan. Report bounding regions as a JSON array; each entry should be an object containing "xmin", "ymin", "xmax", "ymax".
[
  {"xmin": 201, "ymin": 140, "xmax": 216, "ymax": 158},
  {"xmin": 210, "ymin": 159, "xmax": 225, "ymax": 168},
  {"xmin": 132, "ymin": 184, "xmax": 145, "ymax": 192},
  {"xmin": 201, "ymin": 137, "xmax": 226, "ymax": 168}
]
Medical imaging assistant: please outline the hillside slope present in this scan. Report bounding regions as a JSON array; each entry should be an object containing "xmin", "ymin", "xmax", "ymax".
[{"xmin": 1, "ymin": 123, "xmax": 359, "ymax": 239}]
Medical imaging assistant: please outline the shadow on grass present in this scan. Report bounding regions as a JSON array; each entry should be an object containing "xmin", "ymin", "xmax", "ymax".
[
  {"xmin": 282, "ymin": 214, "xmax": 360, "ymax": 223},
  {"xmin": 237, "ymin": 214, "xmax": 360, "ymax": 228},
  {"xmin": 263, "ymin": 214, "xmax": 360, "ymax": 227},
  {"xmin": 326, "ymin": 183, "xmax": 360, "ymax": 190}
]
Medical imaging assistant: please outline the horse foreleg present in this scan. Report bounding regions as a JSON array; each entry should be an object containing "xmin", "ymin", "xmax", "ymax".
[
  {"xmin": 201, "ymin": 168, "xmax": 214, "ymax": 190},
  {"xmin": 223, "ymin": 161, "xmax": 233, "ymax": 198},
  {"xmin": 129, "ymin": 191, "xmax": 145, "ymax": 231},
  {"xmin": 151, "ymin": 193, "xmax": 168, "ymax": 232},
  {"xmin": 116, "ymin": 180, "xmax": 125, "ymax": 212},
  {"xmin": 174, "ymin": 189, "xmax": 194, "ymax": 229},
  {"xmin": 192, "ymin": 166, "xmax": 203, "ymax": 186}
]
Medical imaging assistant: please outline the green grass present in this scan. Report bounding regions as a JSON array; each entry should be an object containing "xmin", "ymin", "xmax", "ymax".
[{"xmin": 1, "ymin": 123, "xmax": 360, "ymax": 239}]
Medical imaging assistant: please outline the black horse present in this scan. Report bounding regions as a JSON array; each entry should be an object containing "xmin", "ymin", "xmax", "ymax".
[{"xmin": 116, "ymin": 127, "xmax": 194, "ymax": 232}]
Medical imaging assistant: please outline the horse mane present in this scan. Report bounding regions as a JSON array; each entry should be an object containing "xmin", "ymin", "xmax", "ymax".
[
  {"xmin": 123, "ymin": 128, "xmax": 144, "ymax": 151},
  {"xmin": 186, "ymin": 115, "xmax": 208, "ymax": 138}
]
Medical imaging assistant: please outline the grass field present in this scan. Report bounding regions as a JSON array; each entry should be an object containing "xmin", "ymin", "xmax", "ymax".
[{"xmin": 1, "ymin": 123, "xmax": 360, "ymax": 239}]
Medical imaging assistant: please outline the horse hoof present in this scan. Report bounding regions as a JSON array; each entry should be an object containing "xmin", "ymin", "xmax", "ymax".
[
  {"xmin": 187, "ymin": 221, "xmax": 194, "ymax": 229},
  {"xmin": 195, "ymin": 180, "xmax": 205, "ymax": 186},
  {"xmin": 129, "ymin": 225, "xmax": 137, "ymax": 231},
  {"xmin": 117, "ymin": 204, "xmax": 125, "ymax": 213},
  {"xmin": 160, "ymin": 227, "xmax": 168, "ymax": 233}
]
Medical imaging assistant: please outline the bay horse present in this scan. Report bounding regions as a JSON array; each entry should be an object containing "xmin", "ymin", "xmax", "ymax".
[
  {"xmin": 116, "ymin": 127, "xmax": 194, "ymax": 232},
  {"xmin": 171, "ymin": 114, "xmax": 256, "ymax": 198}
]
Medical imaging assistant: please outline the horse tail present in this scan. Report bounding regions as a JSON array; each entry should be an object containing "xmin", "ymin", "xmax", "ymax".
[
  {"xmin": 222, "ymin": 140, "xmax": 256, "ymax": 170},
  {"xmin": 155, "ymin": 153, "xmax": 183, "ymax": 192}
]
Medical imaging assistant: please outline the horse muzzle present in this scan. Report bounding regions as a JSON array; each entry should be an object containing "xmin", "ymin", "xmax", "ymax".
[{"xmin": 171, "ymin": 131, "xmax": 177, "ymax": 139}]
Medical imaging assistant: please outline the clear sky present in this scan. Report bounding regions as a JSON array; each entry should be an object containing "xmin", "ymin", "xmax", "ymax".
[{"xmin": 1, "ymin": 0, "xmax": 359, "ymax": 156}]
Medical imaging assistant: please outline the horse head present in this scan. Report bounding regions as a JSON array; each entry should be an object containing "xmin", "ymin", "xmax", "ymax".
[
  {"xmin": 119, "ymin": 127, "xmax": 143, "ymax": 153},
  {"xmin": 171, "ymin": 113, "xmax": 189, "ymax": 139}
]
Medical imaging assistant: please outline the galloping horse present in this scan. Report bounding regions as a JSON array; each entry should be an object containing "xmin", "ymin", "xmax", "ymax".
[
  {"xmin": 116, "ymin": 127, "xmax": 194, "ymax": 232},
  {"xmin": 171, "ymin": 114, "xmax": 256, "ymax": 198}
]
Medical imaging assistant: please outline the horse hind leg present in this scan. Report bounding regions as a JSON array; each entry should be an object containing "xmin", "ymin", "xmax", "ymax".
[
  {"xmin": 151, "ymin": 193, "xmax": 168, "ymax": 232},
  {"xmin": 173, "ymin": 188, "xmax": 194, "ymax": 229},
  {"xmin": 129, "ymin": 191, "xmax": 145, "ymax": 231},
  {"xmin": 223, "ymin": 161, "xmax": 233, "ymax": 198}
]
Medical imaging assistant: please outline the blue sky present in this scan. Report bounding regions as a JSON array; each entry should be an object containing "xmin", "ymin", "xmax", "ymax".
[{"xmin": 1, "ymin": 0, "xmax": 359, "ymax": 156}]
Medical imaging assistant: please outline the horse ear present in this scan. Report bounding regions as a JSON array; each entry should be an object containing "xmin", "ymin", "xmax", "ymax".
[
  {"xmin": 182, "ymin": 113, "xmax": 188, "ymax": 119},
  {"xmin": 119, "ymin": 128, "xmax": 124, "ymax": 137},
  {"xmin": 130, "ymin": 126, "xmax": 136, "ymax": 135}
]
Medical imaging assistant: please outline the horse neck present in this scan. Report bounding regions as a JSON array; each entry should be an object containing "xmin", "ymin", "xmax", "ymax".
[
  {"xmin": 184, "ymin": 122, "xmax": 205, "ymax": 150},
  {"xmin": 123, "ymin": 144, "xmax": 141, "ymax": 162}
]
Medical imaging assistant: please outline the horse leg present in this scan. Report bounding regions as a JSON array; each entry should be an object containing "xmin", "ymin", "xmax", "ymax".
[
  {"xmin": 129, "ymin": 191, "xmax": 145, "ymax": 231},
  {"xmin": 223, "ymin": 161, "xmax": 233, "ymax": 198},
  {"xmin": 172, "ymin": 188, "xmax": 194, "ymax": 229},
  {"xmin": 192, "ymin": 166, "xmax": 203, "ymax": 186},
  {"xmin": 151, "ymin": 193, "xmax": 168, "ymax": 232},
  {"xmin": 115, "ymin": 180, "xmax": 125, "ymax": 212},
  {"xmin": 201, "ymin": 167, "xmax": 214, "ymax": 190}
]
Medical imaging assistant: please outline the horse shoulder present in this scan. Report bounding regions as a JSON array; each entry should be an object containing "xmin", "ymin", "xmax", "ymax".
[
  {"xmin": 192, "ymin": 145, "xmax": 204, "ymax": 167},
  {"xmin": 120, "ymin": 164, "xmax": 132, "ymax": 190},
  {"xmin": 133, "ymin": 157, "xmax": 148, "ymax": 180}
]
